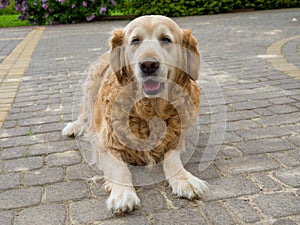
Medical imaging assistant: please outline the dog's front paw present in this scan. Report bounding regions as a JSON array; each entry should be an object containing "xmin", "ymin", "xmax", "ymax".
[
  {"xmin": 62, "ymin": 121, "xmax": 85, "ymax": 137},
  {"xmin": 106, "ymin": 185, "xmax": 140, "ymax": 214},
  {"xmin": 169, "ymin": 170, "xmax": 208, "ymax": 200}
]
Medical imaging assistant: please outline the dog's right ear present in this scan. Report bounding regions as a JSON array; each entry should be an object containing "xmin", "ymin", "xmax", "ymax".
[{"xmin": 110, "ymin": 29, "xmax": 127, "ymax": 84}]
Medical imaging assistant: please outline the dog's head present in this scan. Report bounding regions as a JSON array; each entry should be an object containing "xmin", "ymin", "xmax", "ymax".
[{"xmin": 110, "ymin": 15, "xmax": 200, "ymax": 96}]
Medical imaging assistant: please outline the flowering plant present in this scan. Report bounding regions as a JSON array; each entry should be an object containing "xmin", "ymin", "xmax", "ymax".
[
  {"xmin": 0, "ymin": 0, "xmax": 10, "ymax": 9},
  {"xmin": 15, "ymin": 0, "xmax": 117, "ymax": 25}
]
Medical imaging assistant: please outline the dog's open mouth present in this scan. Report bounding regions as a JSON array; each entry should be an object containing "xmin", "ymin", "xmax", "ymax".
[{"xmin": 142, "ymin": 78, "xmax": 164, "ymax": 95}]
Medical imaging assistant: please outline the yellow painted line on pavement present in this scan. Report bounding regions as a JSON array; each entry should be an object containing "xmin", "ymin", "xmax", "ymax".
[
  {"xmin": 0, "ymin": 37, "xmax": 24, "ymax": 41},
  {"xmin": 266, "ymin": 34, "xmax": 300, "ymax": 80},
  {"xmin": 0, "ymin": 27, "xmax": 45, "ymax": 128}
]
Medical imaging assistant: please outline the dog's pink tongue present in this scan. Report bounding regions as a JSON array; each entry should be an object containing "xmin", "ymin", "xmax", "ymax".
[{"xmin": 143, "ymin": 80, "xmax": 160, "ymax": 91}]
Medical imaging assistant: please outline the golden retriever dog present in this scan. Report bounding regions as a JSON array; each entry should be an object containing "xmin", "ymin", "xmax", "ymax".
[{"xmin": 62, "ymin": 15, "xmax": 208, "ymax": 213}]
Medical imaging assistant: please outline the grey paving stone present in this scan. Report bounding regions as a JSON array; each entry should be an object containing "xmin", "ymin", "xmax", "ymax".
[
  {"xmin": 69, "ymin": 198, "xmax": 113, "ymax": 224},
  {"xmin": 46, "ymin": 150, "xmax": 82, "ymax": 167},
  {"xmin": 268, "ymin": 97, "xmax": 297, "ymax": 105},
  {"xmin": 0, "ymin": 173, "xmax": 20, "ymax": 190},
  {"xmin": 222, "ymin": 132, "xmax": 243, "ymax": 144},
  {"xmin": 66, "ymin": 163, "xmax": 98, "ymax": 180},
  {"xmin": 45, "ymin": 132, "xmax": 63, "ymax": 142},
  {"xmin": 235, "ymin": 138, "xmax": 293, "ymax": 155},
  {"xmin": 253, "ymin": 193, "xmax": 300, "ymax": 218},
  {"xmin": 4, "ymin": 157, "xmax": 43, "ymax": 172},
  {"xmin": 286, "ymin": 136, "xmax": 300, "ymax": 147},
  {"xmin": 270, "ymin": 151, "xmax": 300, "ymax": 167},
  {"xmin": 272, "ymin": 218, "xmax": 298, "ymax": 225},
  {"xmin": 152, "ymin": 207, "xmax": 207, "ymax": 225},
  {"xmin": 89, "ymin": 179, "xmax": 107, "ymax": 197},
  {"xmin": 267, "ymin": 105, "xmax": 299, "ymax": 114},
  {"xmin": 28, "ymin": 140, "xmax": 79, "ymax": 156},
  {"xmin": 283, "ymin": 123, "xmax": 300, "ymax": 133},
  {"xmin": 16, "ymin": 204, "xmax": 66, "ymax": 225},
  {"xmin": 215, "ymin": 154, "xmax": 280, "ymax": 174},
  {"xmin": 222, "ymin": 120, "xmax": 260, "ymax": 132},
  {"xmin": 18, "ymin": 116, "xmax": 61, "ymax": 127},
  {"xmin": 220, "ymin": 145, "xmax": 243, "ymax": 159},
  {"xmin": 0, "ymin": 146, "xmax": 27, "ymax": 160},
  {"xmin": 7, "ymin": 112, "xmax": 34, "ymax": 121},
  {"xmin": 202, "ymin": 201, "xmax": 236, "ymax": 225},
  {"xmin": 229, "ymin": 100, "xmax": 272, "ymax": 110},
  {"xmin": 0, "ymin": 127, "xmax": 30, "ymax": 138},
  {"xmin": 273, "ymin": 168, "xmax": 300, "ymax": 187},
  {"xmin": 24, "ymin": 167, "xmax": 64, "ymax": 186},
  {"xmin": 2, "ymin": 120, "xmax": 17, "ymax": 129},
  {"xmin": 185, "ymin": 162, "xmax": 220, "ymax": 180},
  {"xmin": 0, "ymin": 211, "xmax": 14, "ymax": 225},
  {"xmin": 31, "ymin": 123, "xmax": 65, "ymax": 133},
  {"xmin": 226, "ymin": 198, "xmax": 261, "ymax": 223},
  {"xmin": 140, "ymin": 187, "xmax": 167, "ymax": 213},
  {"xmin": 236, "ymin": 126, "xmax": 292, "ymax": 141},
  {"xmin": 255, "ymin": 112, "xmax": 300, "ymax": 126},
  {"xmin": 161, "ymin": 184, "xmax": 191, "ymax": 208},
  {"xmin": 0, "ymin": 159, "xmax": 4, "ymax": 173},
  {"xmin": 253, "ymin": 108, "xmax": 274, "ymax": 116},
  {"xmin": 100, "ymin": 216, "xmax": 151, "ymax": 225},
  {"xmin": 0, "ymin": 134, "xmax": 46, "ymax": 148},
  {"xmin": 205, "ymin": 175, "xmax": 260, "ymax": 201},
  {"xmin": 226, "ymin": 110, "xmax": 259, "ymax": 122},
  {"xmin": 251, "ymin": 173, "xmax": 282, "ymax": 192},
  {"xmin": 0, "ymin": 187, "xmax": 42, "ymax": 210},
  {"xmin": 45, "ymin": 181, "xmax": 89, "ymax": 202}
]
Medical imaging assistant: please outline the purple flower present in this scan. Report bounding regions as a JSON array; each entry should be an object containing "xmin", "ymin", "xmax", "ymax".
[
  {"xmin": 15, "ymin": 4, "xmax": 21, "ymax": 11},
  {"xmin": 86, "ymin": 14, "xmax": 95, "ymax": 22},
  {"xmin": 59, "ymin": 0, "xmax": 65, "ymax": 3},
  {"xmin": 110, "ymin": 0, "xmax": 116, "ymax": 6},
  {"xmin": 45, "ymin": 13, "xmax": 49, "ymax": 18},
  {"xmin": 49, "ymin": 8, "xmax": 55, "ymax": 12},
  {"xmin": 42, "ymin": 3, "xmax": 48, "ymax": 9},
  {"xmin": 82, "ymin": 1, "xmax": 87, "ymax": 7},
  {"xmin": 99, "ymin": 5, "xmax": 106, "ymax": 14},
  {"xmin": 33, "ymin": 2, "xmax": 38, "ymax": 6},
  {"xmin": 41, "ymin": 0, "xmax": 47, "ymax": 3},
  {"xmin": 71, "ymin": 3, "xmax": 76, "ymax": 8}
]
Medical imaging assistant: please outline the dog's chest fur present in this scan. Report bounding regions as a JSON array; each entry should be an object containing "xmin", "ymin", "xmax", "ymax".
[{"xmin": 94, "ymin": 75, "xmax": 200, "ymax": 166}]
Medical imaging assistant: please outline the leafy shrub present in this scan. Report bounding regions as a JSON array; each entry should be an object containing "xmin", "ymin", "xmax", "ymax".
[
  {"xmin": 0, "ymin": 0, "xmax": 19, "ymax": 15},
  {"xmin": 7, "ymin": 0, "xmax": 300, "ymax": 25},
  {"xmin": 129, "ymin": 0, "xmax": 300, "ymax": 17},
  {"xmin": 0, "ymin": 0, "xmax": 10, "ymax": 9},
  {"xmin": 15, "ymin": 0, "xmax": 117, "ymax": 25}
]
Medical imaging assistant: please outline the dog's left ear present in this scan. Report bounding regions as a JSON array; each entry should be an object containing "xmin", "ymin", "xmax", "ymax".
[
  {"xmin": 110, "ymin": 29, "xmax": 128, "ymax": 84},
  {"xmin": 182, "ymin": 29, "xmax": 200, "ymax": 80}
]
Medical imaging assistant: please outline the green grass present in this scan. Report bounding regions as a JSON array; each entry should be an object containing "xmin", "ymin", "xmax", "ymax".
[{"xmin": 0, "ymin": 15, "xmax": 30, "ymax": 28}]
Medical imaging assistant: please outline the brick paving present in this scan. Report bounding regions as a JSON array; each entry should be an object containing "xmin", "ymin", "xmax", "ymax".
[{"xmin": 0, "ymin": 8, "xmax": 300, "ymax": 225}]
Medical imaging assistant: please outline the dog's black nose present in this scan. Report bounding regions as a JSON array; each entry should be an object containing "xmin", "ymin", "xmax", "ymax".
[{"xmin": 139, "ymin": 60, "xmax": 159, "ymax": 75}]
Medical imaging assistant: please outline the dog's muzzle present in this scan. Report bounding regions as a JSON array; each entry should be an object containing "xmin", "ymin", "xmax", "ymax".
[{"xmin": 139, "ymin": 59, "xmax": 164, "ymax": 95}]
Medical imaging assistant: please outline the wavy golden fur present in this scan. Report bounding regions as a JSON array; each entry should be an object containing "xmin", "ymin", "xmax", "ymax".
[{"xmin": 62, "ymin": 15, "xmax": 208, "ymax": 213}]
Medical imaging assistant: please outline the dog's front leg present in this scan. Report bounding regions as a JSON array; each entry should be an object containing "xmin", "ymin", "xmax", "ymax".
[
  {"xmin": 100, "ymin": 150, "xmax": 140, "ymax": 213},
  {"xmin": 163, "ymin": 147, "xmax": 208, "ymax": 200}
]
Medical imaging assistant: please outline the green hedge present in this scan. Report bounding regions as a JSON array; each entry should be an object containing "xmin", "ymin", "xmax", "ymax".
[
  {"xmin": 15, "ymin": 0, "xmax": 117, "ymax": 25},
  {"xmin": 10, "ymin": 0, "xmax": 300, "ymax": 25},
  {"xmin": 127, "ymin": 0, "xmax": 300, "ymax": 17}
]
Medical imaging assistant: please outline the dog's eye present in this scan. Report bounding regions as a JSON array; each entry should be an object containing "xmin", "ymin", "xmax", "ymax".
[
  {"xmin": 131, "ymin": 38, "xmax": 140, "ymax": 45},
  {"xmin": 161, "ymin": 36, "xmax": 172, "ymax": 44}
]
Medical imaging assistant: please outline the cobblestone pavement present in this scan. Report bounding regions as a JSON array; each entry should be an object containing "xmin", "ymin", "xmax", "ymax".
[{"xmin": 0, "ymin": 9, "xmax": 300, "ymax": 225}]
